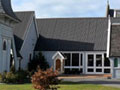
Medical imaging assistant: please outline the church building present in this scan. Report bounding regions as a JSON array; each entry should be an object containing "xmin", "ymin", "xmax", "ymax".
[{"xmin": 1, "ymin": 0, "xmax": 120, "ymax": 79}]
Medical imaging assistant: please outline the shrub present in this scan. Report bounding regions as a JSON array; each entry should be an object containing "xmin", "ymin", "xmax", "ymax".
[
  {"xmin": 5, "ymin": 72, "xmax": 16, "ymax": 83},
  {"xmin": 10, "ymin": 65, "xmax": 16, "ymax": 73},
  {"xmin": 31, "ymin": 68, "xmax": 59, "ymax": 90},
  {"xmin": 15, "ymin": 70, "xmax": 30, "ymax": 83},
  {"xmin": 2, "ymin": 71, "xmax": 7, "ymax": 83},
  {"xmin": 0, "ymin": 73, "xmax": 2, "ymax": 83},
  {"xmin": 28, "ymin": 52, "xmax": 49, "ymax": 72},
  {"xmin": 0, "ymin": 70, "xmax": 30, "ymax": 84}
]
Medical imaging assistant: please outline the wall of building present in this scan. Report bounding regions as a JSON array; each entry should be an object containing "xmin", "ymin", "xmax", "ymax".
[
  {"xmin": 20, "ymin": 17, "xmax": 38, "ymax": 70},
  {"xmin": 0, "ymin": 20, "xmax": 14, "ymax": 72},
  {"xmin": 35, "ymin": 51, "xmax": 111, "ymax": 74},
  {"xmin": 110, "ymin": 57, "xmax": 120, "ymax": 78}
]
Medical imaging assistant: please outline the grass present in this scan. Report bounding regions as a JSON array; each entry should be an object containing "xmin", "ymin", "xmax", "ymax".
[{"xmin": 0, "ymin": 82, "xmax": 119, "ymax": 90}]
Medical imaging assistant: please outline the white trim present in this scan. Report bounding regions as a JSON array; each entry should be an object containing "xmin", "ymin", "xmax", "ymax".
[
  {"xmin": 62, "ymin": 52, "xmax": 84, "ymax": 72},
  {"xmin": 112, "ymin": 23, "xmax": 120, "ymax": 25},
  {"xmin": 107, "ymin": 16, "xmax": 111, "ymax": 57},
  {"xmin": 52, "ymin": 51, "xmax": 65, "ymax": 60},
  {"xmin": 20, "ymin": 13, "xmax": 34, "ymax": 52},
  {"xmin": 33, "ymin": 15, "xmax": 40, "ymax": 38},
  {"xmin": 64, "ymin": 66, "xmax": 83, "ymax": 69},
  {"xmin": 114, "ymin": 10, "xmax": 117, "ymax": 17},
  {"xmin": 52, "ymin": 51, "xmax": 65, "ymax": 73},
  {"xmin": 86, "ymin": 52, "xmax": 112, "ymax": 74}
]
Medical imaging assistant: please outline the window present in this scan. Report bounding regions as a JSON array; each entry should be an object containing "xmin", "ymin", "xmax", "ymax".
[
  {"xmin": 64, "ymin": 53, "xmax": 71, "ymax": 66},
  {"xmin": 104, "ymin": 69, "xmax": 111, "ymax": 73},
  {"xmin": 64, "ymin": 69, "xmax": 71, "ymax": 74},
  {"xmin": 80, "ymin": 54, "xmax": 83, "ymax": 66},
  {"xmin": 88, "ymin": 55, "xmax": 94, "ymax": 66},
  {"xmin": 114, "ymin": 58, "xmax": 118, "ymax": 67},
  {"xmin": 72, "ymin": 53, "xmax": 79, "ymax": 66},
  {"xmin": 3, "ymin": 40, "xmax": 6, "ymax": 51},
  {"xmin": 104, "ymin": 54, "xmax": 110, "ymax": 67},
  {"xmin": 96, "ymin": 69, "xmax": 102, "ymax": 72},
  {"xmin": 29, "ymin": 54, "xmax": 32, "ymax": 61},
  {"xmin": 114, "ymin": 58, "xmax": 120, "ymax": 67},
  {"xmin": 88, "ymin": 69, "xmax": 94, "ymax": 72},
  {"xmin": 96, "ymin": 54, "xmax": 102, "ymax": 67}
]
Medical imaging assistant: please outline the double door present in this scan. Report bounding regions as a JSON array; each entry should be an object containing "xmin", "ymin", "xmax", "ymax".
[{"xmin": 86, "ymin": 53, "xmax": 104, "ymax": 74}]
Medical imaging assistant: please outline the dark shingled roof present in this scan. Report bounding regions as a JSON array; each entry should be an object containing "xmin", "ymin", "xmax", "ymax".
[
  {"xmin": 35, "ymin": 18, "xmax": 109, "ymax": 51},
  {"xmin": 1, "ymin": 0, "xmax": 20, "ymax": 21},
  {"xmin": 13, "ymin": 11, "xmax": 34, "ymax": 56},
  {"xmin": 109, "ymin": 18, "xmax": 120, "ymax": 57},
  {"xmin": 110, "ymin": 25, "xmax": 120, "ymax": 57}
]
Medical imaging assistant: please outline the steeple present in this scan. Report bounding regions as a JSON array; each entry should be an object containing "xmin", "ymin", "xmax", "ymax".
[
  {"xmin": 106, "ymin": 0, "xmax": 110, "ymax": 17},
  {"xmin": 0, "ymin": 0, "xmax": 20, "ymax": 22}
]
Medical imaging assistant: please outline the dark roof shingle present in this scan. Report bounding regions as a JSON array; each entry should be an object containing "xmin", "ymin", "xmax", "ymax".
[
  {"xmin": 35, "ymin": 18, "xmax": 108, "ymax": 51},
  {"xmin": 109, "ymin": 18, "xmax": 120, "ymax": 57},
  {"xmin": 110, "ymin": 25, "xmax": 120, "ymax": 57},
  {"xmin": 13, "ymin": 11, "xmax": 34, "ymax": 56}
]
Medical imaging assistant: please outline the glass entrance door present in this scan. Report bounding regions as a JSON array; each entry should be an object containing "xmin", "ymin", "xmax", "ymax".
[
  {"xmin": 87, "ymin": 54, "xmax": 95, "ymax": 73},
  {"xmin": 87, "ymin": 53, "xmax": 103, "ymax": 74},
  {"xmin": 95, "ymin": 54, "xmax": 103, "ymax": 74}
]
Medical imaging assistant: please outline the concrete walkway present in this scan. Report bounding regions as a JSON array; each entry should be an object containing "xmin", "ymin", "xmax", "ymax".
[{"xmin": 58, "ymin": 75, "xmax": 120, "ymax": 88}]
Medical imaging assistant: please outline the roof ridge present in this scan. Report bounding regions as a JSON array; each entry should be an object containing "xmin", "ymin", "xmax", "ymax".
[
  {"xmin": 14, "ymin": 11, "xmax": 35, "ymax": 13},
  {"xmin": 22, "ymin": 12, "xmax": 34, "ymax": 39}
]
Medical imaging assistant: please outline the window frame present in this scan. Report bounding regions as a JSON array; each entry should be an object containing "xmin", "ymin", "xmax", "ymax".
[{"xmin": 3, "ymin": 39, "xmax": 7, "ymax": 51}]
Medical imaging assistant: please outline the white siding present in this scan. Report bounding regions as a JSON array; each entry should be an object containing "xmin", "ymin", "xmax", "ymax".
[
  {"xmin": 42, "ymin": 51, "xmax": 56, "ymax": 67},
  {"xmin": 0, "ymin": 22, "xmax": 14, "ymax": 72},
  {"xmin": 20, "ymin": 18, "xmax": 38, "ymax": 70},
  {"xmin": 35, "ymin": 51, "xmax": 112, "ymax": 74}
]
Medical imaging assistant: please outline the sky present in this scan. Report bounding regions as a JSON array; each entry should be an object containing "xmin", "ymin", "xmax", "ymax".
[{"xmin": 12, "ymin": 0, "xmax": 120, "ymax": 18}]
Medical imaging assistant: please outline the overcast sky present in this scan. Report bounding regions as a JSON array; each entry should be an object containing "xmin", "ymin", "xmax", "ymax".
[{"xmin": 12, "ymin": 0, "xmax": 120, "ymax": 18}]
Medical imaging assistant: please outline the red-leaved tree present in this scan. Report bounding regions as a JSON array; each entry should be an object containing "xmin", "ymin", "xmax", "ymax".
[{"xmin": 31, "ymin": 68, "xmax": 59, "ymax": 90}]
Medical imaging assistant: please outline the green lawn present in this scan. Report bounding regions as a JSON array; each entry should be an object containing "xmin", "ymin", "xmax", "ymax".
[{"xmin": 0, "ymin": 83, "xmax": 119, "ymax": 90}]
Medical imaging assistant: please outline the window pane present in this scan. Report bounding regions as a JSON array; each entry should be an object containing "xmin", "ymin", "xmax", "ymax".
[
  {"xmin": 114, "ymin": 58, "xmax": 118, "ymax": 67},
  {"xmin": 96, "ymin": 54, "xmax": 102, "ymax": 67},
  {"xmin": 81, "ymin": 54, "xmax": 83, "ymax": 66},
  {"xmin": 3, "ymin": 41, "xmax": 6, "ymax": 50},
  {"xmin": 64, "ymin": 69, "xmax": 71, "ymax": 74},
  {"xmin": 104, "ymin": 53, "xmax": 110, "ymax": 67},
  {"xmin": 88, "ymin": 55, "xmax": 94, "ymax": 66},
  {"xmin": 96, "ymin": 69, "xmax": 102, "ymax": 72},
  {"xmin": 72, "ymin": 53, "xmax": 79, "ymax": 66},
  {"xmin": 88, "ymin": 69, "xmax": 94, "ymax": 72},
  {"xmin": 71, "ymin": 69, "xmax": 80, "ymax": 74},
  {"xmin": 64, "ymin": 53, "xmax": 71, "ymax": 66},
  {"xmin": 104, "ymin": 69, "xmax": 111, "ymax": 73}
]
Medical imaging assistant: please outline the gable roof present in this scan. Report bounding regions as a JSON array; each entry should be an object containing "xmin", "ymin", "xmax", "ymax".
[
  {"xmin": 13, "ymin": 11, "xmax": 34, "ymax": 56},
  {"xmin": 109, "ymin": 18, "xmax": 120, "ymax": 57},
  {"xmin": 35, "ymin": 18, "xmax": 109, "ymax": 51},
  {"xmin": 109, "ymin": 24, "xmax": 120, "ymax": 57},
  {"xmin": 0, "ymin": 0, "xmax": 20, "ymax": 22}
]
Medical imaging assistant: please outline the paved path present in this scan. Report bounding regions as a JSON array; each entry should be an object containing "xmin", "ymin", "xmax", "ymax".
[{"xmin": 59, "ymin": 76, "xmax": 120, "ymax": 88}]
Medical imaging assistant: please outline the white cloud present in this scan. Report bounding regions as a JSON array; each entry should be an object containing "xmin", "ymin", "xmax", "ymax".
[{"xmin": 11, "ymin": 0, "xmax": 120, "ymax": 18}]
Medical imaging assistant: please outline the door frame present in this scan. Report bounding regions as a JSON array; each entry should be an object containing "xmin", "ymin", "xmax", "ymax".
[
  {"xmin": 55, "ymin": 59, "xmax": 62, "ymax": 72},
  {"xmin": 52, "ymin": 51, "xmax": 65, "ymax": 74}
]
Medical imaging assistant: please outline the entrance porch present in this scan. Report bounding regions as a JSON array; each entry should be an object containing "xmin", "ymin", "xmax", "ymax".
[{"xmin": 52, "ymin": 51, "xmax": 112, "ymax": 74}]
